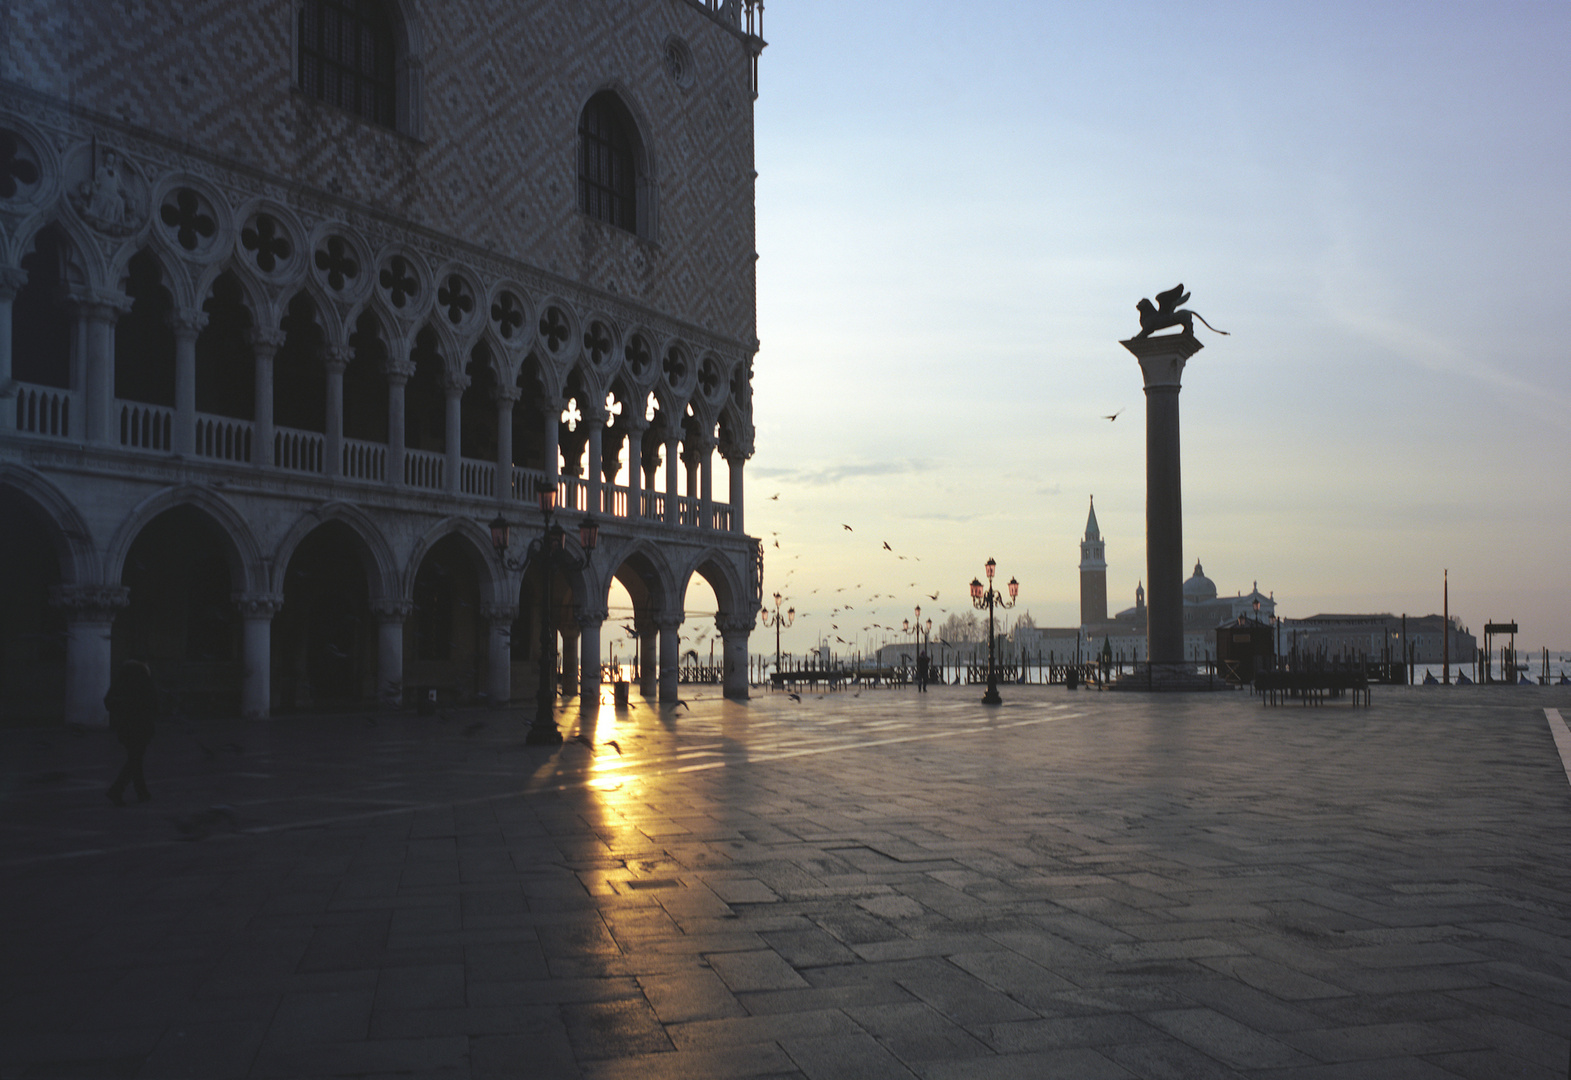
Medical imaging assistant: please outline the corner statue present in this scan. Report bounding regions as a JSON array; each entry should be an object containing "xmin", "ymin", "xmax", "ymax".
[{"xmin": 1134, "ymin": 284, "xmax": 1229, "ymax": 339}]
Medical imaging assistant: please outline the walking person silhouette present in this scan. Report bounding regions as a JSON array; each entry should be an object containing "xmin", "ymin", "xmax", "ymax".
[{"xmin": 105, "ymin": 660, "xmax": 158, "ymax": 805}]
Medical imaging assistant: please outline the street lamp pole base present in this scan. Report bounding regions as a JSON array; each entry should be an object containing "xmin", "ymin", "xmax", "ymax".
[
  {"xmin": 525, "ymin": 725, "xmax": 563, "ymax": 746},
  {"xmin": 981, "ymin": 685, "xmax": 1002, "ymax": 705}
]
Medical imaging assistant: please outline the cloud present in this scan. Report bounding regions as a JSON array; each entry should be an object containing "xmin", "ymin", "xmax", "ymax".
[{"xmin": 754, "ymin": 459, "xmax": 934, "ymax": 487}]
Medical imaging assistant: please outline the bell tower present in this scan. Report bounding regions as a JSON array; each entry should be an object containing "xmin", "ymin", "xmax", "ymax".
[{"xmin": 1079, "ymin": 496, "xmax": 1108, "ymax": 626}]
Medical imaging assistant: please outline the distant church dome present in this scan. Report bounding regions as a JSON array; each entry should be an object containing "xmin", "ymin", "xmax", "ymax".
[{"xmin": 1183, "ymin": 560, "xmax": 1217, "ymax": 602}]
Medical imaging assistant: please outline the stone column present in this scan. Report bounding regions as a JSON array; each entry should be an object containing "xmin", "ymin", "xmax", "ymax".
[
  {"xmin": 1122, "ymin": 332, "xmax": 1204, "ymax": 666},
  {"xmin": 560, "ymin": 625, "xmax": 579, "ymax": 697},
  {"xmin": 624, "ymin": 417, "xmax": 648, "ymax": 518},
  {"xmin": 695, "ymin": 435, "xmax": 716, "ymax": 530},
  {"xmin": 72, "ymin": 288, "xmax": 130, "ymax": 445},
  {"xmin": 716, "ymin": 613, "xmax": 754, "ymax": 700},
  {"xmin": 251, "ymin": 329, "xmax": 285, "ymax": 468},
  {"xmin": 725, "ymin": 451, "xmax": 748, "ymax": 534},
  {"xmin": 494, "ymin": 386, "xmax": 518, "ymax": 501},
  {"xmin": 170, "ymin": 308, "xmax": 206, "ymax": 455},
  {"xmin": 656, "ymin": 612, "xmax": 683, "ymax": 703},
  {"xmin": 49, "ymin": 585, "xmax": 129, "ymax": 729},
  {"xmin": 234, "ymin": 593, "xmax": 284, "ymax": 719},
  {"xmin": 0, "ymin": 267, "xmax": 27, "ymax": 434},
  {"xmin": 577, "ymin": 604, "xmax": 607, "ymax": 705},
  {"xmin": 386, "ymin": 366, "xmax": 409, "ymax": 486},
  {"xmin": 324, "ymin": 346, "xmax": 349, "ymax": 478},
  {"xmin": 582, "ymin": 401, "xmax": 606, "ymax": 514},
  {"xmin": 543, "ymin": 403, "xmax": 560, "ymax": 493},
  {"xmin": 443, "ymin": 372, "xmax": 467, "ymax": 495},
  {"xmin": 638, "ymin": 622, "xmax": 658, "ymax": 696},
  {"xmin": 371, "ymin": 599, "xmax": 412, "ymax": 707},
  {"xmin": 664, "ymin": 428, "xmax": 680, "ymax": 525},
  {"xmin": 481, "ymin": 602, "xmax": 517, "ymax": 704}
]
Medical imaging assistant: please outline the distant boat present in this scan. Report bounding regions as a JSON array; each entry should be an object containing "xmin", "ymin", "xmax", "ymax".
[
  {"xmin": 1559, "ymin": 673, "xmax": 1570, "ymax": 685},
  {"xmin": 1519, "ymin": 674, "xmax": 1533, "ymax": 685},
  {"xmin": 1455, "ymin": 672, "xmax": 1473, "ymax": 685},
  {"xmin": 1423, "ymin": 672, "xmax": 1439, "ymax": 685}
]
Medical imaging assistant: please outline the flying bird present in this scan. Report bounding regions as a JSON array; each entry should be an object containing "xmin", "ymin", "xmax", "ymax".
[
  {"xmin": 927, "ymin": 591, "xmax": 939, "ymax": 600},
  {"xmin": 1103, "ymin": 409, "xmax": 1123, "ymax": 421},
  {"xmin": 882, "ymin": 541, "xmax": 892, "ymax": 551},
  {"xmin": 843, "ymin": 524, "xmax": 854, "ymax": 531},
  {"xmin": 770, "ymin": 493, "xmax": 780, "ymax": 500}
]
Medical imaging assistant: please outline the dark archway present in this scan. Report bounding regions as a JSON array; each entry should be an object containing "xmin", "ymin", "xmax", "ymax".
[
  {"xmin": 195, "ymin": 271, "xmax": 256, "ymax": 420},
  {"xmin": 114, "ymin": 248, "xmax": 176, "ymax": 407},
  {"xmin": 13, "ymin": 223, "xmax": 75, "ymax": 391},
  {"xmin": 345, "ymin": 310, "xmax": 389, "ymax": 443},
  {"xmin": 274, "ymin": 292, "xmax": 326, "ymax": 433},
  {"xmin": 408, "ymin": 533, "xmax": 483, "ymax": 702},
  {"xmin": 405, "ymin": 324, "xmax": 445, "ymax": 453},
  {"xmin": 0, "ymin": 486, "xmax": 66, "ymax": 725},
  {"xmin": 274, "ymin": 522, "xmax": 374, "ymax": 709},
  {"xmin": 511, "ymin": 352, "xmax": 548, "ymax": 473},
  {"xmin": 513, "ymin": 557, "xmax": 579, "ymax": 700},
  {"xmin": 113, "ymin": 506, "xmax": 242, "ymax": 718},
  {"xmin": 460, "ymin": 341, "xmax": 498, "ymax": 463}
]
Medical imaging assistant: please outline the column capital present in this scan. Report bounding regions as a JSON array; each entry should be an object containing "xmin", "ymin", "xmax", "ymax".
[
  {"xmin": 323, "ymin": 344, "xmax": 353, "ymax": 373},
  {"xmin": 494, "ymin": 383, "xmax": 522, "ymax": 405},
  {"xmin": 442, "ymin": 370, "xmax": 470, "ymax": 394},
  {"xmin": 1121, "ymin": 333, "xmax": 1203, "ymax": 389},
  {"xmin": 48, "ymin": 584, "xmax": 130, "ymax": 621},
  {"xmin": 386, "ymin": 363, "xmax": 414, "ymax": 387},
  {"xmin": 249, "ymin": 327, "xmax": 287, "ymax": 356},
  {"xmin": 66, "ymin": 285, "xmax": 131, "ymax": 320},
  {"xmin": 233, "ymin": 592, "xmax": 285, "ymax": 619},
  {"xmin": 480, "ymin": 601, "xmax": 519, "ymax": 623},
  {"xmin": 0, "ymin": 265, "xmax": 28, "ymax": 299},
  {"xmin": 168, "ymin": 306, "xmax": 209, "ymax": 341},
  {"xmin": 578, "ymin": 399, "xmax": 608, "ymax": 427},
  {"xmin": 370, "ymin": 598, "xmax": 414, "ymax": 620},
  {"xmin": 575, "ymin": 604, "xmax": 609, "ymax": 628},
  {"xmin": 653, "ymin": 612, "xmax": 685, "ymax": 631},
  {"xmin": 715, "ymin": 613, "xmax": 756, "ymax": 635}
]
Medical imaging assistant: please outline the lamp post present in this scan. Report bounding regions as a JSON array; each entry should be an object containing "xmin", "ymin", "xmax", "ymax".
[
  {"xmin": 759, "ymin": 591, "xmax": 793, "ymax": 680},
  {"xmin": 489, "ymin": 485, "xmax": 598, "ymax": 746},
  {"xmin": 902, "ymin": 608, "xmax": 933, "ymax": 691},
  {"xmin": 970, "ymin": 557, "xmax": 1018, "ymax": 705}
]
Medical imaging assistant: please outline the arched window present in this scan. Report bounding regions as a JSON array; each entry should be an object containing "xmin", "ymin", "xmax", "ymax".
[
  {"xmin": 298, "ymin": 0, "xmax": 397, "ymax": 129},
  {"xmin": 578, "ymin": 92, "xmax": 639, "ymax": 233}
]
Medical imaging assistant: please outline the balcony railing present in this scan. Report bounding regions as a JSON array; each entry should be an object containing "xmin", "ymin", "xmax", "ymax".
[
  {"xmin": 194, "ymin": 413, "xmax": 252, "ymax": 462},
  {"xmin": 342, "ymin": 437, "xmax": 385, "ymax": 482},
  {"xmin": 274, "ymin": 426, "xmax": 324, "ymax": 473},
  {"xmin": 118, "ymin": 400, "xmax": 172, "ymax": 452},
  {"xmin": 15, "ymin": 383, "xmax": 73, "ymax": 438},
  {"xmin": 404, "ymin": 447, "xmax": 444, "ymax": 490},
  {"xmin": 9, "ymin": 405, "xmax": 741, "ymax": 532}
]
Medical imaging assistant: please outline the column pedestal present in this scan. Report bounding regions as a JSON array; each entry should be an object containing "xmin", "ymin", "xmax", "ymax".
[
  {"xmin": 656, "ymin": 614, "xmax": 682, "ymax": 703},
  {"xmin": 371, "ymin": 600, "xmax": 412, "ymax": 707},
  {"xmin": 235, "ymin": 593, "xmax": 284, "ymax": 719},
  {"xmin": 49, "ymin": 585, "xmax": 130, "ymax": 729},
  {"xmin": 717, "ymin": 614, "xmax": 754, "ymax": 700}
]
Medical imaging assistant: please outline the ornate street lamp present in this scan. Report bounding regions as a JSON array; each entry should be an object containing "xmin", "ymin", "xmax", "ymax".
[
  {"xmin": 489, "ymin": 483, "xmax": 598, "ymax": 745},
  {"xmin": 902, "ymin": 607, "xmax": 933, "ymax": 691},
  {"xmin": 970, "ymin": 557, "xmax": 1018, "ymax": 705},
  {"xmin": 759, "ymin": 591, "xmax": 794, "ymax": 679}
]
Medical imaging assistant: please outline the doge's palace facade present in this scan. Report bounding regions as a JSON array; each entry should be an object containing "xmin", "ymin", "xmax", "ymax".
[{"xmin": 0, "ymin": 0, "xmax": 764, "ymax": 726}]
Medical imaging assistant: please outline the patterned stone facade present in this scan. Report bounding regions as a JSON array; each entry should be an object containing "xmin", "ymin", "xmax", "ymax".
[
  {"xmin": 0, "ymin": 0, "xmax": 763, "ymax": 727},
  {"xmin": 1, "ymin": 0, "xmax": 760, "ymax": 343}
]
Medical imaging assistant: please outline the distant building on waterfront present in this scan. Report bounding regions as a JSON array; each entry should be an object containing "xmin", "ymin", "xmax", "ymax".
[
  {"xmin": 1280, "ymin": 614, "xmax": 1476, "ymax": 665},
  {"xmin": 1017, "ymin": 499, "xmax": 1276, "ymax": 663}
]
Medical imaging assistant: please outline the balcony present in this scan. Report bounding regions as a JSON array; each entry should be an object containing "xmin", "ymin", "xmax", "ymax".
[{"xmin": 8, "ymin": 381, "xmax": 741, "ymax": 535}]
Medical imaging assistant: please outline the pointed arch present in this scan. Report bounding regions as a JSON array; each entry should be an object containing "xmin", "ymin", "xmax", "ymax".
[
  {"xmin": 0, "ymin": 464, "xmax": 96, "ymax": 584},
  {"xmin": 269, "ymin": 502, "xmax": 399, "ymax": 601},
  {"xmin": 105, "ymin": 484, "xmax": 266, "ymax": 594}
]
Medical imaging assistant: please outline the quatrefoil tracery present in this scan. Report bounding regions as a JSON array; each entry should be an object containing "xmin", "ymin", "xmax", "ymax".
[
  {"xmin": 241, "ymin": 214, "xmax": 292, "ymax": 273},
  {"xmin": 160, "ymin": 189, "xmax": 216, "ymax": 251},
  {"xmin": 437, "ymin": 274, "xmax": 473, "ymax": 325},
  {"xmin": 379, "ymin": 255, "xmax": 419, "ymax": 309},
  {"xmin": 490, "ymin": 292, "xmax": 525, "ymax": 340},
  {"xmin": 314, "ymin": 236, "xmax": 359, "ymax": 292}
]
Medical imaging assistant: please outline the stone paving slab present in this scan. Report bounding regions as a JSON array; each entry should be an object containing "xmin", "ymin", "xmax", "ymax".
[{"xmin": 2, "ymin": 685, "xmax": 1570, "ymax": 1078}]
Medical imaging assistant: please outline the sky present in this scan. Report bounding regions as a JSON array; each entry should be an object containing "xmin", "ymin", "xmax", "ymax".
[{"xmin": 724, "ymin": 0, "xmax": 1571, "ymax": 659}]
